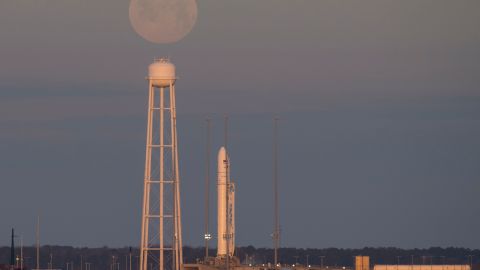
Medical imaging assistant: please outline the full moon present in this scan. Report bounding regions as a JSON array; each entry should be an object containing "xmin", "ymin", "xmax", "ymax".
[{"xmin": 129, "ymin": 0, "xmax": 198, "ymax": 44}]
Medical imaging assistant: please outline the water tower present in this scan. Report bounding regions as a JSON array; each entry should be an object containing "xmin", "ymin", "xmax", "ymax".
[{"xmin": 140, "ymin": 58, "xmax": 183, "ymax": 270}]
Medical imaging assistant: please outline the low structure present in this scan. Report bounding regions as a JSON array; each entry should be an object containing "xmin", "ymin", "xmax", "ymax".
[
  {"xmin": 374, "ymin": 265, "xmax": 471, "ymax": 270},
  {"xmin": 355, "ymin": 256, "xmax": 370, "ymax": 270}
]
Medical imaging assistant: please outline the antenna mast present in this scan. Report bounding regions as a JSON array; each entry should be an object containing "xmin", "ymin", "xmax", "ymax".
[
  {"xmin": 273, "ymin": 117, "xmax": 280, "ymax": 268},
  {"xmin": 36, "ymin": 216, "xmax": 40, "ymax": 270},
  {"xmin": 204, "ymin": 118, "xmax": 211, "ymax": 258}
]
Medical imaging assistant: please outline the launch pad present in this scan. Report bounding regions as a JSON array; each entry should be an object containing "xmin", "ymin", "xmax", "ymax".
[{"xmin": 184, "ymin": 257, "xmax": 259, "ymax": 270}]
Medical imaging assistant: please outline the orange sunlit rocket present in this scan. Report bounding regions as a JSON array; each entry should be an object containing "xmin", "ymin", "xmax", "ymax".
[{"xmin": 217, "ymin": 147, "xmax": 235, "ymax": 258}]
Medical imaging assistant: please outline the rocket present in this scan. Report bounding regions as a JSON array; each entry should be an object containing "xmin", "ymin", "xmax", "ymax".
[{"xmin": 217, "ymin": 147, "xmax": 235, "ymax": 257}]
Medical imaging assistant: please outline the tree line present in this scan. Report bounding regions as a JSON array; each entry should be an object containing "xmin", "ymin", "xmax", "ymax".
[{"xmin": 0, "ymin": 246, "xmax": 478, "ymax": 270}]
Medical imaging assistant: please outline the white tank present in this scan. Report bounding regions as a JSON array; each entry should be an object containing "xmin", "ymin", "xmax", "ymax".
[{"xmin": 148, "ymin": 58, "xmax": 176, "ymax": 87}]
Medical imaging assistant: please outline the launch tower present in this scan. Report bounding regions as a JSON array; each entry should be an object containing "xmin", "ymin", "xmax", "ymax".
[{"xmin": 140, "ymin": 58, "xmax": 183, "ymax": 270}]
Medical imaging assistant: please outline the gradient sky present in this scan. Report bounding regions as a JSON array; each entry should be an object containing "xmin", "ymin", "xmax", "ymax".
[{"xmin": 1, "ymin": 0, "xmax": 479, "ymax": 249}]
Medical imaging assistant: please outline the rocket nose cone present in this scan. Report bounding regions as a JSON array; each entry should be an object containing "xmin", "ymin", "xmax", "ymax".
[
  {"xmin": 218, "ymin": 146, "xmax": 226, "ymax": 157},
  {"xmin": 217, "ymin": 146, "xmax": 229, "ymax": 164}
]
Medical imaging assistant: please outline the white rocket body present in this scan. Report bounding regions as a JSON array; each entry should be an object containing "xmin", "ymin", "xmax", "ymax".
[
  {"xmin": 228, "ymin": 181, "xmax": 235, "ymax": 255},
  {"xmin": 217, "ymin": 147, "xmax": 235, "ymax": 257}
]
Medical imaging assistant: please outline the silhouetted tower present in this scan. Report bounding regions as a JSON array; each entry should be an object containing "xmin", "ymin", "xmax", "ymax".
[
  {"xmin": 272, "ymin": 118, "xmax": 280, "ymax": 268},
  {"xmin": 204, "ymin": 119, "xmax": 212, "ymax": 259},
  {"xmin": 10, "ymin": 228, "xmax": 15, "ymax": 267},
  {"xmin": 140, "ymin": 58, "xmax": 183, "ymax": 270}
]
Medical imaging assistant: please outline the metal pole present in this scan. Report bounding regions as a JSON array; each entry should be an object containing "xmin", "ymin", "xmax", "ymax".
[
  {"xmin": 159, "ymin": 86, "xmax": 165, "ymax": 270},
  {"xmin": 20, "ymin": 236, "xmax": 23, "ymax": 270},
  {"xmin": 172, "ymin": 83, "xmax": 184, "ymax": 270},
  {"xmin": 273, "ymin": 118, "xmax": 280, "ymax": 269},
  {"xmin": 171, "ymin": 86, "xmax": 177, "ymax": 270},
  {"xmin": 36, "ymin": 216, "xmax": 40, "ymax": 270},
  {"xmin": 224, "ymin": 114, "xmax": 229, "ymax": 270},
  {"xmin": 224, "ymin": 115, "xmax": 228, "ymax": 150},
  {"xmin": 320, "ymin": 256, "xmax": 325, "ymax": 269},
  {"xmin": 11, "ymin": 229, "xmax": 15, "ymax": 269},
  {"xmin": 140, "ymin": 82, "xmax": 154, "ymax": 270},
  {"xmin": 129, "ymin": 248, "xmax": 132, "ymax": 270},
  {"xmin": 205, "ymin": 118, "xmax": 211, "ymax": 259}
]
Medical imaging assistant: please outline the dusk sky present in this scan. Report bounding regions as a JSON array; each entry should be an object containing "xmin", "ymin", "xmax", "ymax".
[{"xmin": 1, "ymin": 0, "xmax": 479, "ymax": 249}]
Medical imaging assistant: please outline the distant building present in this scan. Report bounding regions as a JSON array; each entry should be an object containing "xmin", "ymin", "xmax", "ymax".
[
  {"xmin": 374, "ymin": 265, "xmax": 471, "ymax": 270},
  {"xmin": 355, "ymin": 256, "xmax": 370, "ymax": 270}
]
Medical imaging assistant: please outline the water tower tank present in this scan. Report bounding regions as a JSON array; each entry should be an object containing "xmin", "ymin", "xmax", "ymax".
[{"xmin": 148, "ymin": 58, "xmax": 176, "ymax": 87}]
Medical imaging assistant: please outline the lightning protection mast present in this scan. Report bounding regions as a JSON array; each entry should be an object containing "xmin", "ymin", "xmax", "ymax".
[
  {"xmin": 273, "ymin": 117, "xmax": 280, "ymax": 269},
  {"xmin": 140, "ymin": 58, "xmax": 183, "ymax": 270}
]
